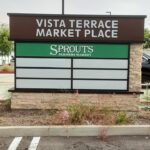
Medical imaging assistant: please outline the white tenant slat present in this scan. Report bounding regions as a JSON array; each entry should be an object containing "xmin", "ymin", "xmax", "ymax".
[
  {"xmin": 28, "ymin": 137, "xmax": 40, "ymax": 150},
  {"xmin": 16, "ymin": 69, "xmax": 71, "ymax": 78},
  {"xmin": 73, "ymin": 59, "xmax": 128, "ymax": 69},
  {"xmin": 73, "ymin": 80, "xmax": 127, "ymax": 90},
  {"xmin": 8, "ymin": 137, "xmax": 22, "ymax": 150},
  {"xmin": 73, "ymin": 70, "xmax": 127, "ymax": 79},
  {"xmin": 16, "ymin": 58, "xmax": 71, "ymax": 68},
  {"xmin": 16, "ymin": 79, "xmax": 70, "ymax": 89}
]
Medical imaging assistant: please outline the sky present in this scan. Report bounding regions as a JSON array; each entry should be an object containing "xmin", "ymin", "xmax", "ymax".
[{"xmin": 0, "ymin": 0, "xmax": 149, "ymax": 29}]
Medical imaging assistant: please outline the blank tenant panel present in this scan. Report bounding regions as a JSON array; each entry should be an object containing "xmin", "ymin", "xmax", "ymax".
[
  {"xmin": 73, "ymin": 80, "xmax": 127, "ymax": 90},
  {"xmin": 16, "ymin": 79, "xmax": 70, "ymax": 89},
  {"xmin": 73, "ymin": 70, "xmax": 128, "ymax": 79},
  {"xmin": 73, "ymin": 59, "xmax": 128, "ymax": 69},
  {"xmin": 16, "ymin": 69, "xmax": 71, "ymax": 78},
  {"xmin": 16, "ymin": 58, "xmax": 71, "ymax": 68}
]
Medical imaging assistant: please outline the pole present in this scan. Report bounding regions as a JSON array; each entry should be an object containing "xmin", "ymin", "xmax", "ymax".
[
  {"xmin": 106, "ymin": 11, "xmax": 111, "ymax": 15},
  {"xmin": 62, "ymin": 0, "xmax": 64, "ymax": 15}
]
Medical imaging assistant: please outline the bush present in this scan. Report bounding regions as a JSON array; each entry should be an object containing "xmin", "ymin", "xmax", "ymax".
[
  {"xmin": 67, "ymin": 103, "xmax": 96, "ymax": 124},
  {"xmin": 115, "ymin": 112, "xmax": 131, "ymax": 125}
]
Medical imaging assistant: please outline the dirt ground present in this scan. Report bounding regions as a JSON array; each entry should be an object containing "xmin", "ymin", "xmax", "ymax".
[{"xmin": 0, "ymin": 107, "xmax": 150, "ymax": 126}]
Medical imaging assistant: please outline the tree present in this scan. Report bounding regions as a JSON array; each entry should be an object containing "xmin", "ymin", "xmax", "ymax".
[
  {"xmin": 0, "ymin": 24, "xmax": 13, "ymax": 64},
  {"xmin": 144, "ymin": 28, "xmax": 150, "ymax": 49}
]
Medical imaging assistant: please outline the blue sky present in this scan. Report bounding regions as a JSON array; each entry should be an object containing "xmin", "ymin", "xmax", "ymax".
[{"xmin": 0, "ymin": 0, "xmax": 149, "ymax": 29}]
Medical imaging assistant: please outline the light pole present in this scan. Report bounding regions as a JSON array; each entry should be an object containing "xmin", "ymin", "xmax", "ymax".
[
  {"xmin": 106, "ymin": 11, "xmax": 111, "ymax": 15},
  {"xmin": 62, "ymin": 0, "xmax": 64, "ymax": 15}
]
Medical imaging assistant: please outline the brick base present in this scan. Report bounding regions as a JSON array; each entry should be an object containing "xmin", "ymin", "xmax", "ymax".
[{"xmin": 11, "ymin": 92, "xmax": 140, "ymax": 111}]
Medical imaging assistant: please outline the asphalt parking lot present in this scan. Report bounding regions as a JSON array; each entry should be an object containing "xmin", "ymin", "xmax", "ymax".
[{"xmin": 0, "ymin": 136, "xmax": 150, "ymax": 150}]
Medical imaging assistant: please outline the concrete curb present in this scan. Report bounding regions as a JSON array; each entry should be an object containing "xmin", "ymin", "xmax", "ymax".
[{"xmin": 0, "ymin": 125, "xmax": 150, "ymax": 137}]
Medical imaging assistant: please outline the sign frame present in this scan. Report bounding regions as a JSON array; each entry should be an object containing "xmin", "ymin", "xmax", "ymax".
[
  {"xmin": 14, "ymin": 41, "xmax": 130, "ymax": 93},
  {"xmin": 8, "ymin": 13, "xmax": 146, "ymax": 43},
  {"xmin": 8, "ymin": 13, "xmax": 146, "ymax": 93}
]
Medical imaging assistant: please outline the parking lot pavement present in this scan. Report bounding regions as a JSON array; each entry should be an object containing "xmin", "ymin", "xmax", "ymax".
[
  {"xmin": 1, "ymin": 136, "xmax": 150, "ymax": 150},
  {"xmin": 0, "ymin": 74, "xmax": 14, "ymax": 100}
]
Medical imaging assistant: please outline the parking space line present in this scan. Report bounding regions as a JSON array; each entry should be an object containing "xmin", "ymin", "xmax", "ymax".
[
  {"xmin": 28, "ymin": 137, "xmax": 41, "ymax": 150},
  {"xmin": 7, "ymin": 137, "xmax": 22, "ymax": 150}
]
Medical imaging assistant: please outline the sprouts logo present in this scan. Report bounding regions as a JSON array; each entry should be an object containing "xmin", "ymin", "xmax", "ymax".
[{"xmin": 50, "ymin": 44, "xmax": 94, "ymax": 57}]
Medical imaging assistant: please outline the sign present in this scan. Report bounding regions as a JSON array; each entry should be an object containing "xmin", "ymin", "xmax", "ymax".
[
  {"xmin": 35, "ymin": 19, "xmax": 118, "ymax": 38},
  {"xmin": 15, "ymin": 42, "xmax": 129, "ymax": 91},
  {"xmin": 8, "ymin": 14, "xmax": 146, "ymax": 42},
  {"xmin": 16, "ymin": 43, "xmax": 128, "ymax": 58}
]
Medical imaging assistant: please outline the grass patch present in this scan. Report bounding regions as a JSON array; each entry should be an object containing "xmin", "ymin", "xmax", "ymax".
[
  {"xmin": 115, "ymin": 112, "xmax": 132, "ymax": 125},
  {"xmin": 66, "ymin": 103, "xmax": 133, "ymax": 125},
  {"xmin": 67, "ymin": 103, "xmax": 96, "ymax": 124}
]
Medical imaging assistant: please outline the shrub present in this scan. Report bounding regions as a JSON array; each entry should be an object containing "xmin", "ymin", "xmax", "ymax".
[
  {"xmin": 67, "ymin": 103, "xmax": 96, "ymax": 124},
  {"xmin": 115, "ymin": 112, "xmax": 131, "ymax": 124}
]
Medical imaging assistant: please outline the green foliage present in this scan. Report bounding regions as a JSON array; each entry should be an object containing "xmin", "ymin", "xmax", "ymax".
[
  {"xmin": 0, "ymin": 24, "xmax": 13, "ymax": 57},
  {"xmin": 67, "ymin": 103, "xmax": 96, "ymax": 124},
  {"xmin": 144, "ymin": 28, "xmax": 150, "ymax": 49},
  {"xmin": 115, "ymin": 112, "xmax": 131, "ymax": 125},
  {"xmin": 67, "ymin": 104, "xmax": 133, "ymax": 125}
]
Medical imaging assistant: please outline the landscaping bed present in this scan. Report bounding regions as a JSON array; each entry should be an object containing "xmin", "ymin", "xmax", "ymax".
[{"xmin": 0, "ymin": 101, "xmax": 150, "ymax": 126}]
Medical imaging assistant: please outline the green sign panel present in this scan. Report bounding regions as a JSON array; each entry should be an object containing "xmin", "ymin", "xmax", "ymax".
[{"xmin": 16, "ymin": 43, "xmax": 128, "ymax": 58}]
